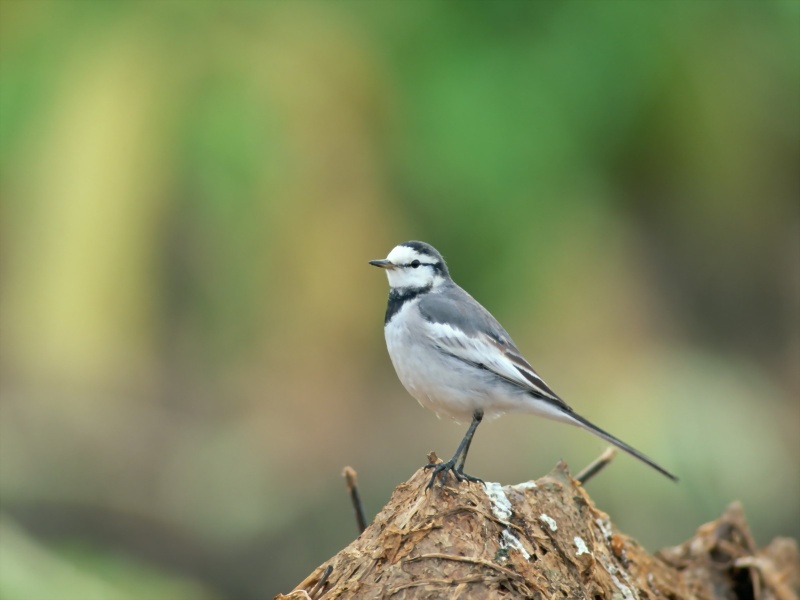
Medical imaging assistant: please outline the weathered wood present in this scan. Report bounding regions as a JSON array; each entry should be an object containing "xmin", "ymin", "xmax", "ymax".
[{"xmin": 278, "ymin": 462, "xmax": 799, "ymax": 599}]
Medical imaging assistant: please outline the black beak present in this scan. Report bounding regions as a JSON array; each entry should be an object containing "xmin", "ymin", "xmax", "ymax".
[{"xmin": 369, "ymin": 259, "xmax": 395, "ymax": 270}]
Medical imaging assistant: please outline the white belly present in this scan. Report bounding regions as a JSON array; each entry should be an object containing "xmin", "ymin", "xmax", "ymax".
[{"xmin": 384, "ymin": 302, "xmax": 519, "ymax": 423}]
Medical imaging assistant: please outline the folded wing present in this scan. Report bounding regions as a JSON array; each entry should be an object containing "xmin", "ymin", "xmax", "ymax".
[{"xmin": 417, "ymin": 287, "xmax": 573, "ymax": 413}]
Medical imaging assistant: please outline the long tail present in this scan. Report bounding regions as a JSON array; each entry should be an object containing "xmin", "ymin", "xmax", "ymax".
[{"xmin": 567, "ymin": 411, "xmax": 678, "ymax": 482}]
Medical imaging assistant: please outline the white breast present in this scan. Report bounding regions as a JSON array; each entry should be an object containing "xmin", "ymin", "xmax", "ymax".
[{"xmin": 384, "ymin": 298, "xmax": 513, "ymax": 423}]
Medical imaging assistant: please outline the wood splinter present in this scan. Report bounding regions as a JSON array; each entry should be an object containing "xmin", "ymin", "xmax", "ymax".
[
  {"xmin": 308, "ymin": 564, "xmax": 332, "ymax": 599},
  {"xmin": 342, "ymin": 466, "xmax": 367, "ymax": 534},
  {"xmin": 576, "ymin": 446, "xmax": 617, "ymax": 484}
]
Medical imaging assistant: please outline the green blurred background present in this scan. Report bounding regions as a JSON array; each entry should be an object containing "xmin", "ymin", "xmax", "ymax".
[{"xmin": 1, "ymin": 1, "xmax": 798, "ymax": 598}]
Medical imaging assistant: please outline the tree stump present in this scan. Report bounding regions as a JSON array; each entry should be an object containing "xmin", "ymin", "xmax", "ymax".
[{"xmin": 278, "ymin": 462, "xmax": 799, "ymax": 599}]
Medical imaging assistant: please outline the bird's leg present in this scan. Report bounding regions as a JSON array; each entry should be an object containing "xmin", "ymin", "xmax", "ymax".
[
  {"xmin": 454, "ymin": 434, "xmax": 473, "ymax": 473},
  {"xmin": 425, "ymin": 410, "xmax": 484, "ymax": 489},
  {"xmin": 454, "ymin": 411, "xmax": 481, "ymax": 473}
]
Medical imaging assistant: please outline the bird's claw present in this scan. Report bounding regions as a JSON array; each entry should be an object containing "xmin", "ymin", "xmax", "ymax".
[{"xmin": 424, "ymin": 460, "xmax": 484, "ymax": 489}]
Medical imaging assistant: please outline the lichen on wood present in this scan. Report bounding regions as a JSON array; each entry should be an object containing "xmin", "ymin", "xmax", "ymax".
[{"xmin": 278, "ymin": 462, "xmax": 799, "ymax": 599}]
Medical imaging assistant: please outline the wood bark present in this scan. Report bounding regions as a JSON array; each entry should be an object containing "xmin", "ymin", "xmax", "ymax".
[{"xmin": 278, "ymin": 462, "xmax": 799, "ymax": 599}]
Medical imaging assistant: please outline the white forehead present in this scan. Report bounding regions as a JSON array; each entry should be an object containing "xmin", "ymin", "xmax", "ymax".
[{"xmin": 387, "ymin": 245, "xmax": 427, "ymax": 264}]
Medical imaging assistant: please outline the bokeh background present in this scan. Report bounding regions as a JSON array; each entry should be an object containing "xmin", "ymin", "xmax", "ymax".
[{"xmin": 1, "ymin": 1, "xmax": 798, "ymax": 598}]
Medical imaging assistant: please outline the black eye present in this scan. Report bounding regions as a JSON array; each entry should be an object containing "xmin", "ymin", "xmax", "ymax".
[{"xmin": 411, "ymin": 260, "xmax": 421, "ymax": 268}]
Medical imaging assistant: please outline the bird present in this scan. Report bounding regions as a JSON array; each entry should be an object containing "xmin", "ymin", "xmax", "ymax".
[{"xmin": 369, "ymin": 240, "xmax": 677, "ymax": 489}]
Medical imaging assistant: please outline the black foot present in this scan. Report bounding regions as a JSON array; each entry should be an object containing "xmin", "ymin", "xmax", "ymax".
[{"xmin": 424, "ymin": 459, "xmax": 484, "ymax": 489}]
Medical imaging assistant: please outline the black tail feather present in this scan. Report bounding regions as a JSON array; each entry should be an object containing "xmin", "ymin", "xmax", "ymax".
[{"xmin": 567, "ymin": 411, "xmax": 678, "ymax": 482}]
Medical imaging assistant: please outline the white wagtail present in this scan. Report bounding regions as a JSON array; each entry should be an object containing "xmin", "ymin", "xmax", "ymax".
[{"xmin": 370, "ymin": 241, "xmax": 677, "ymax": 488}]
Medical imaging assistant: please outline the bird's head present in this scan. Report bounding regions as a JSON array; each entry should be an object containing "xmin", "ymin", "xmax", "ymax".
[{"xmin": 369, "ymin": 241, "xmax": 450, "ymax": 291}]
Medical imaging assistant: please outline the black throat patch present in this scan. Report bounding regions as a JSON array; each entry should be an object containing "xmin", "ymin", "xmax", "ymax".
[{"xmin": 385, "ymin": 286, "xmax": 432, "ymax": 325}]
